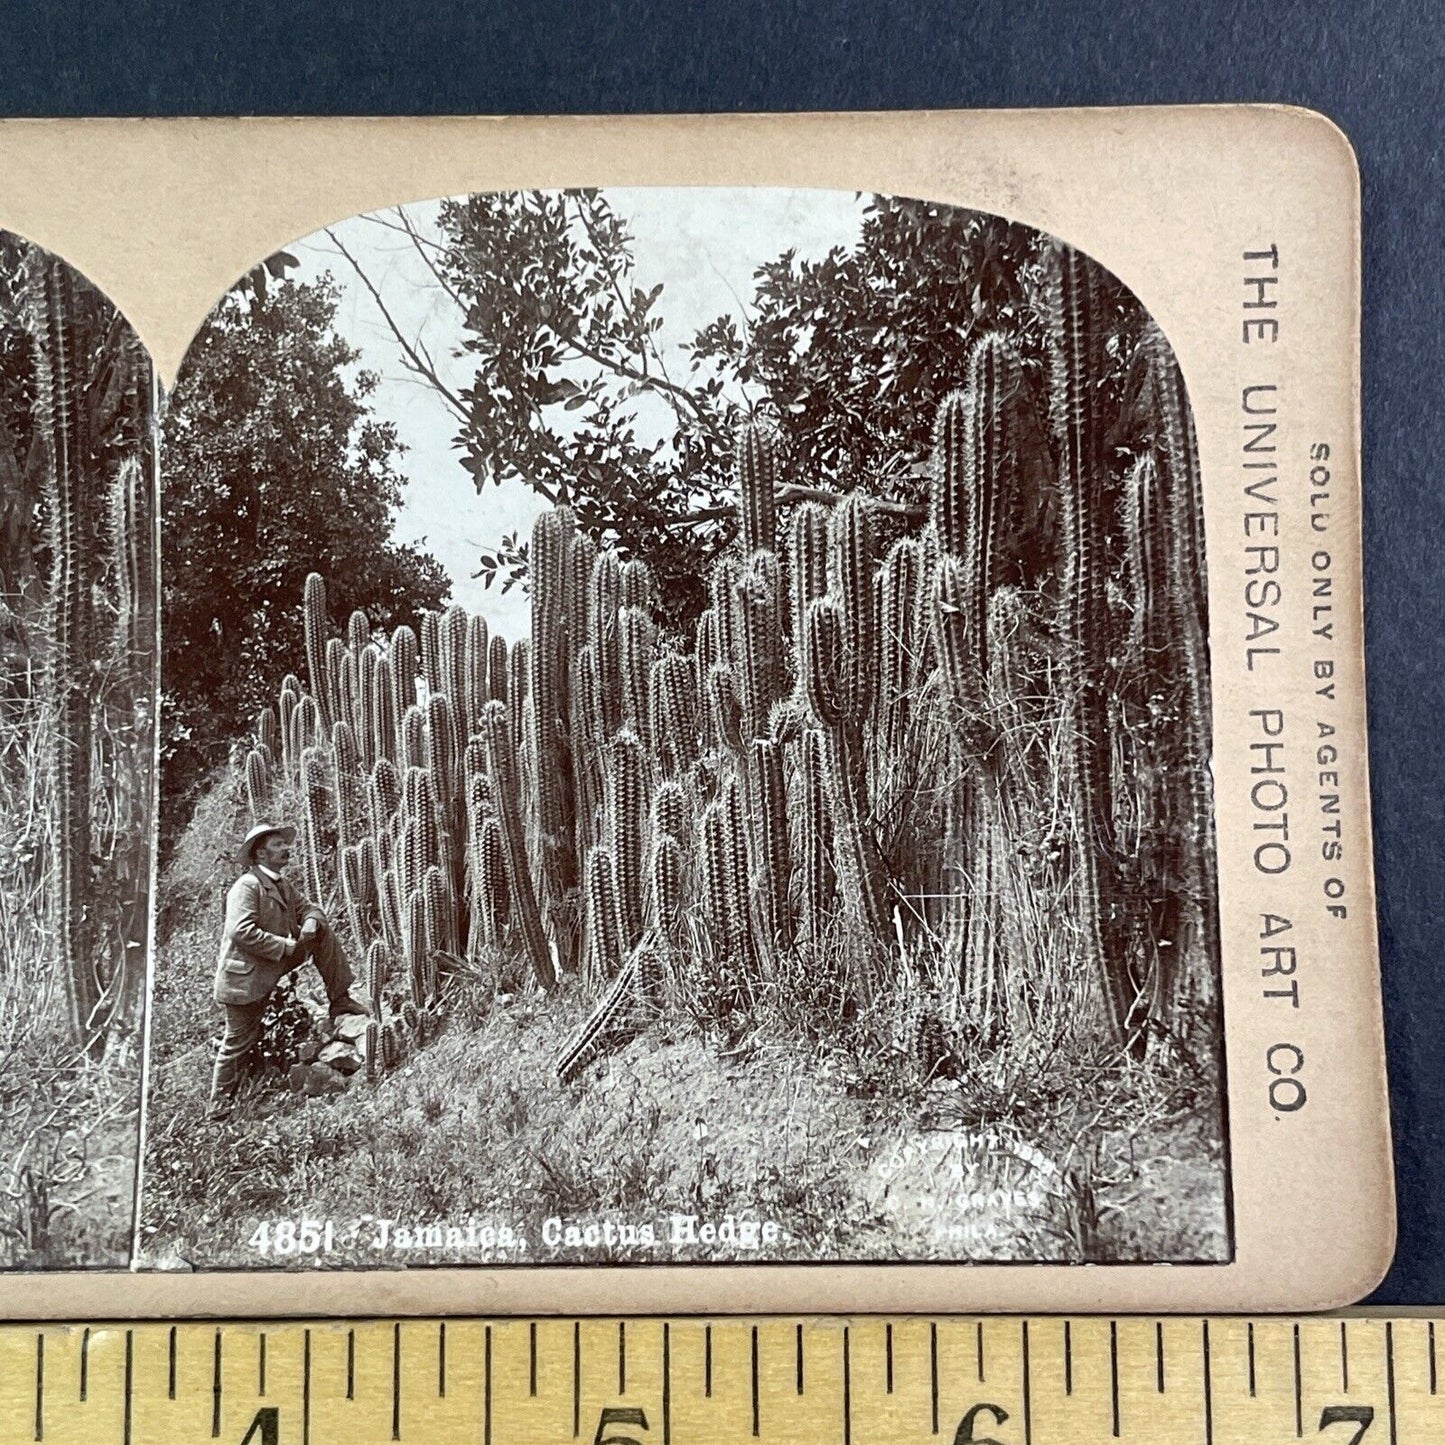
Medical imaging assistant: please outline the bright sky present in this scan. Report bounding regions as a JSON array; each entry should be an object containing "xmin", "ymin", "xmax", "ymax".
[{"xmin": 292, "ymin": 188, "xmax": 865, "ymax": 638}]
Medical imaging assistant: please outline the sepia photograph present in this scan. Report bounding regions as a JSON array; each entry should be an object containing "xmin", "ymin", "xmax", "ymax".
[
  {"xmin": 137, "ymin": 186, "xmax": 1230, "ymax": 1271},
  {"xmin": 0, "ymin": 234, "xmax": 157, "ymax": 1267}
]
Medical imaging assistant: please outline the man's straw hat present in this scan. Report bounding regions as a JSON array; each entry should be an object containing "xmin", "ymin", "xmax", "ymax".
[{"xmin": 238, "ymin": 822, "xmax": 296, "ymax": 869}]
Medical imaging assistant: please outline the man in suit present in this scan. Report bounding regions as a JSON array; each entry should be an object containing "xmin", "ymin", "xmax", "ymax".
[{"xmin": 209, "ymin": 821, "xmax": 368, "ymax": 1120}]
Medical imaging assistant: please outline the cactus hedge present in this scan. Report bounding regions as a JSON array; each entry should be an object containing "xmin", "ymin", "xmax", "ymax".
[{"xmin": 246, "ymin": 243, "xmax": 1217, "ymax": 1080}]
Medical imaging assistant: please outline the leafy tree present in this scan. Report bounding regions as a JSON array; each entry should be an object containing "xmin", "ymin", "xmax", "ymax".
[
  {"xmin": 331, "ymin": 192, "xmax": 738, "ymax": 625},
  {"xmin": 162, "ymin": 276, "xmax": 449, "ymax": 830}
]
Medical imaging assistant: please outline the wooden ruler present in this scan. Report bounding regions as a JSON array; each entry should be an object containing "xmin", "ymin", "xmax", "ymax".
[{"xmin": 2, "ymin": 1317, "xmax": 1437, "ymax": 1444}]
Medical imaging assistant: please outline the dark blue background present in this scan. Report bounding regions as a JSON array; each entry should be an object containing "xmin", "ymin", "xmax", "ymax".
[{"xmin": 3, "ymin": 0, "xmax": 1440, "ymax": 1304}]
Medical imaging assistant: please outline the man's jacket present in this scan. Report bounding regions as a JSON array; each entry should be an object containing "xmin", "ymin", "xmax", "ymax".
[{"xmin": 214, "ymin": 868, "xmax": 325, "ymax": 1005}]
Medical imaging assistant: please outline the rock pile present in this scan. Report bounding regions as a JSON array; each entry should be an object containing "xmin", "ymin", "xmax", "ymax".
[{"xmin": 286, "ymin": 1011, "xmax": 371, "ymax": 1097}]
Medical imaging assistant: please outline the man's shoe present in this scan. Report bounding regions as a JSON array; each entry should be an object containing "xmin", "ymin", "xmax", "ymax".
[{"xmin": 329, "ymin": 994, "xmax": 369, "ymax": 1019}]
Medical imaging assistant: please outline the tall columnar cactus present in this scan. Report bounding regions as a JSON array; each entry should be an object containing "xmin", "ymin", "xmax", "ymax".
[
  {"xmin": 930, "ymin": 335, "xmax": 1027, "ymax": 730},
  {"xmin": 706, "ymin": 664, "xmax": 745, "ymax": 757},
  {"xmin": 256, "ymin": 706, "xmax": 279, "ymax": 760},
  {"xmin": 389, "ymin": 621, "xmax": 418, "ymax": 719},
  {"xmin": 422, "ymin": 862, "xmax": 453, "ymax": 964},
  {"xmin": 244, "ymin": 749, "xmax": 269, "ymax": 820},
  {"xmin": 347, "ymin": 608, "xmax": 370, "ymax": 656},
  {"xmin": 803, "ymin": 596, "xmax": 887, "ymax": 936},
  {"xmin": 420, "ymin": 610, "xmax": 441, "ymax": 697},
  {"xmin": 827, "ymin": 492, "xmax": 878, "ymax": 726},
  {"xmin": 737, "ymin": 419, "xmax": 779, "ymax": 555},
  {"xmin": 584, "ymin": 845, "xmax": 627, "ymax": 983},
  {"xmin": 797, "ymin": 728, "xmax": 836, "ymax": 944},
  {"xmin": 651, "ymin": 780, "xmax": 691, "ymax": 852},
  {"xmin": 424, "ymin": 693, "xmax": 458, "ymax": 825},
  {"xmin": 299, "ymin": 745, "xmax": 329, "ymax": 909},
  {"xmin": 750, "ymin": 737, "xmax": 793, "ymax": 948},
  {"xmin": 488, "ymin": 633, "xmax": 510, "ymax": 713},
  {"xmin": 303, "ymin": 573, "xmax": 333, "ymax": 733},
  {"xmin": 878, "ymin": 537, "xmax": 923, "ymax": 759},
  {"xmin": 620, "ymin": 557, "xmax": 656, "ymax": 614},
  {"xmin": 400, "ymin": 703, "xmax": 426, "ymax": 772},
  {"xmin": 1046, "ymin": 246, "xmax": 1130, "ymax": 1045},
  {"xmin": 605, "ymin": 727, "xmax": 652, "ymax": 949},
  {"xmin": 719, "ymin": 774, "xmax": 757, "ymax": 982},
  {"xmin": 618, "ymin": 606, "xmax": 655, "ymax": 750},
  {"xmin": 367, "ymin": 757, "xmax": 402, "ymax": 839},
  {"xmin": 530, "ymin": 506, "xmax": 581, "ymax": 974},
  {"xmin": 506, "ymin": 638, "xmax": 530, "ymax": 780},
  {"xmin": 474, "ymin": 815, "xmax": 510, "ymax": 947},
  {"xmin": 481, "ymin": 700, "xmax": 556, "ymax": 990},
  {"xmin": 326, "ymin": 638, "xmax": 349, "ymax": 734},
  {"xmin": 587, "ymin": 549, "xmax": 622, "ymax": 736},
  {"xmin": 733, "ymin": 550, "xmax": 787, "ymax": 745},
  {"xmin": 357, "ymin": 644, "xmax": 379, "ymax": 771},
  {"xmin": 650, "ymin": 652, "xmax": 699, "ymax": 778},
  {"xmin": 440, "ymin": 603, "xmax": 469, "ymax": 714},
  {"xmin": 290, "ymin": 695, "xmax": 319, "ymax": 774},
  {"xmin": 403, "ymin": 890, "xmax": 429, "ymax": 1008},
  {"xmin": 789, "ymin": 502, "xmax": 830, "ymax": 663},
  {"xmin": 1144, "ymin": 319, "xmax": 1218, "ymax": 1026},
  {"xmin": 465, "ymin": 613, "xmax": 491, "ymax": 734},
  {"xmin": 647, "ymin": 835, "xmax": 686, "ymax": 948},
  {"xmin": 372, "ymin": 649, "xmax": 398, "ymax": 766},
  {"xmin": 331, "ymin": 720, "xmax": 362, "ymax": 847}
]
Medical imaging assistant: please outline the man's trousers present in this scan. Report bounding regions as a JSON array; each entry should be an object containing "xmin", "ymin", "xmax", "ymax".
[{"xmin": 208, "ymin": 929, "xmax": 354, "ymax": 1116}]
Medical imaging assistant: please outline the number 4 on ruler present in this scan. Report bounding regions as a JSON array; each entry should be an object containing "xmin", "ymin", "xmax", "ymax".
[{"xmin": 236, "ymin": 1405, "xmax": 279, "ymax": 1445}]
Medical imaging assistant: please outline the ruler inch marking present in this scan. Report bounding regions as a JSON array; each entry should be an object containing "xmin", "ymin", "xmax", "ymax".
[
  {"xmin": 1339, "ymin": 1319, "xmax": 1348, "ymax": 1392},
  {"xmin": 1293, "ymin": 1322, "xmax": 1303, "ymax": 1439},
  {"xmin": 168, "ymin": 1324, "xmax": 176, "ymax": 1401},
  {"xmin": 392, "ymin": 1321, "xmax": 402, "ymax": 1442},
  {"xmin": 80, "ymin": 1326, "xmax": 90, "ymax": 1403},
  {"xmin": 1021, "ymin": 1320, "xmax": 1033, "ymax": 1445},
  {"xmin": 796, "ymin": 1322, "xmax": 804, "ymax": 1395},
  {"xmin": 34, "ymin": 1330, "xmax": 43, "ymax": 1443},
  {"xmin": 842, "ymin": 1326, "xmax": 851, "ymax": 1445},
  {"xmin": 1110, "ymin": 1320, "xmax": 1121, "ymax": 1438},
  {"xmin": 439, "ymin": 1319, "xmax": 446, "ymax": 1399},
  {"xmin": 620, "ymin": 1320, "xmax": 626, "ymax": 1396},
  {"xmin": 751, "ymin": 1324, "xmax": 760, "ymax": 1437},
  {"xmin": 258, "ymin": 1329, "xmax": 267, "ymax": 1397},
  {"xmin": 301, "ymin": 1328, "xmax": 311, "ymax": 1445},
  {"xmin": 1064, "ymin": 1321, "xmax": 1073, "ymax": 1396},
  {"xmin": 122, "ymin": 1330, "xmax": 133, "ymax": 1445},
  {"xmin": 529, "ymin": 1321, "xmax": 537, "ymax": 1398},
  {"xmin": 346, "ymin": 1327, "xmax": 355, "ymax": 1400},
  {"xmin": 211, "ymin": 1328, "xmax": 222, "ymax": 1439},
  {"xmin": 930, "ymin": 1322, "xmax": 939, "ymax": 1435},
  {"xmin": 573, "ymin": 1320, "xmax": 582, "ymax": 1436},
  {"xmin": 484, "ymin": 1324, "xmax": 493, "ymax": 1445},
  {"xmin": 1431, "ymin": 1320, "xmax": 1438, "ymax": 1395},
  {"xmin": 1203, "ymin": 1320, "xmax": 1214, "ymax": 1445},
  {"xmin": 1386, "ymin": 1320, "xmax": 1398, "ymax": 1445},
  {"xmin": 705, "ymin": 1324, "xmax": 712, "ymax": 1399},
  {"xmin": 885, "ymin": 1323, "xmax": 893, "ymax": 1395},
  {"xmin": 662, "ymin": 1322, "xmax": 671, "ymax": 1445},
  {"xmin": 1156, "ymin": 1320, "xmax": 1166, "ymax": 1393}
]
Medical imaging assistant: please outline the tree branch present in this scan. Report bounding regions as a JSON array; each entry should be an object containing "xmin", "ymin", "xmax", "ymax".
[{"xmin": 324, "ymin": 227, "xmax": 471, "ymax": 425}]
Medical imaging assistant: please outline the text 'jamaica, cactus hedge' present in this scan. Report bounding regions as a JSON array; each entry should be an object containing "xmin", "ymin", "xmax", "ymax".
[{"xmin": 145, "ymin": 202, "xmax": 1228, "ymax": 1268}]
